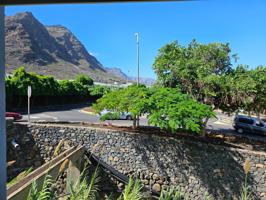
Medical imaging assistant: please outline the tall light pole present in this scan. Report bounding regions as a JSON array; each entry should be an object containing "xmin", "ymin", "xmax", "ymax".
[
  {"xmin": 0, "ymin": 6, "xmax": 7, "ymax": 198},
  {"xmin": 135, "ymin": 32, "xmax": 140, "ymax": 86}
]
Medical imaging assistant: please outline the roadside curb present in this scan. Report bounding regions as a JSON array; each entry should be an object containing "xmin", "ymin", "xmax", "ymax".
[{"xmin": 79, "ymin": 109, "xmax": 98, "ymax": 116}]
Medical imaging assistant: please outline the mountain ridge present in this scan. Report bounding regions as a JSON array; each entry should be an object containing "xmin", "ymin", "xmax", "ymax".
[
  {"xmin": 5, "ymin": 12, "xmax": 155, "ymax": 85},
  {"xmin": 5, "ymin": 12, "xmax": 123, "ymax": 83}
]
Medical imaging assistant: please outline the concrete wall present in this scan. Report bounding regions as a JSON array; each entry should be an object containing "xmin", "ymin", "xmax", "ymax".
[{"xmin": 9, "ymin": 123, "xmax": 266, "ymax": 200}]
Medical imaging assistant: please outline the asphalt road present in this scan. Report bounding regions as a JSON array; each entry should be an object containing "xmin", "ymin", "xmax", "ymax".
[
  {"xmin": 22, "ymin": 107, "xmax": 148, "ymax": 126},
  {"xmin": 21, "ymin": 105, "xmax": 266, "ymax": 142},
  {"xmin": 22, "ymin": 106, "xmax": 230, "ymax": 128}
]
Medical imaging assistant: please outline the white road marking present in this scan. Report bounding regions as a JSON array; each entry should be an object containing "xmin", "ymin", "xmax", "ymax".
[
  {"xmin": 214, "ymin": 121, "xmax": 231, "ymax": 125},
  {"xmin": 26, "ymin": 113, "xmax": 58, "ymax": 120},
  {"xmin": 30, "ymin": 116, "xmax": 40, "ymax": 119}
]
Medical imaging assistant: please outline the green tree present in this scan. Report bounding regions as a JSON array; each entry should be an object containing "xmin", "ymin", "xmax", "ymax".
[
  {"xmin": 147, "ymin": 87, "xmax": 215, "ymax": 134},
  {"xmin": 214, "ymin": 65, "xmax": 256, "ymax": 114},
  {"xmin": 93, "ymin": 85, "xmax": 214, "ymax": 133},
  {"xmin": 249, "ymin": 66, "xmax": 266, "ymax": 118},
  {"xmin": 153, "ymin": 40, "xmax": 234, "ymax": 103},
  {"xmin": 93, "ymin": 85, "xmax": 149, "ymax": 129},
  {"xmin": 89, "ymin": 85, "xmax": 110, "ymax": 97}
]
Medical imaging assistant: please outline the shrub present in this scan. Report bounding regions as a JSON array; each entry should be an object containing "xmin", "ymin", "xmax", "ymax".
[
  {"xmin": 89, "ymin": 85, "xmax": 111, "ymax": 97},
  {"xmin": 147, "ymin": 87, "xmax": 215, "ymax": 134},
  {"xmin": 75, "ymin": 74, "xmax": 94, "ymax": 86},
  {"xmin": 6, "ymin": 67, "xmax": 96, "ymax": 97}
]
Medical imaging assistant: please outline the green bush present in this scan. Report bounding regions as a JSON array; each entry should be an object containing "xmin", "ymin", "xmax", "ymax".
[
  {"xmin": 89, "ymin": 85, "xmax": 111, "ymax": 97},
  {"xmin": 5, "ymin": 67, "xmax": 105, "ymax": 98},
  {"xmin": 75, "ymin": 74, "xmax": 94, "ymax": 86}
]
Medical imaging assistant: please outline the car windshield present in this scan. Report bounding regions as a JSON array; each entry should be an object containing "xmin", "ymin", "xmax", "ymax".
[{"xmin": 238, "ymin": 117, "xmax": 254, "ymax": 125}]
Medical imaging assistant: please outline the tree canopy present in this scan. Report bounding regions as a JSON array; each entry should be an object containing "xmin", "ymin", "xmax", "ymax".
[
  {"xmin": 153, "ymin": 40, "xmax": 266, "ymax": 116},
  {"xmin": 93, "ymin": 85, "xmax": 215, "ymax": 133},
  {"xmin": 93, "ymin": 84, "xmax": 149, "ymax": 128}
]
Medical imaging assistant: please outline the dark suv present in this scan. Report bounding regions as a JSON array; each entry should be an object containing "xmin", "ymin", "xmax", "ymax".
[{"xmin": 233, "ymin": 115, "xmax": 266, "ymax": 136}]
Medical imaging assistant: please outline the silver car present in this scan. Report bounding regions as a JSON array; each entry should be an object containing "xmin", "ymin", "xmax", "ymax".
[{"xmin": 100, "ymin": 109, "xmax": 132, "ymax": 120}]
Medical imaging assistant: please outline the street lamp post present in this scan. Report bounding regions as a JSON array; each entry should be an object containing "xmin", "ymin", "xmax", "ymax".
[{"xmin": 135, "ymin": 32, "xmax": 140, "ymax": 86}]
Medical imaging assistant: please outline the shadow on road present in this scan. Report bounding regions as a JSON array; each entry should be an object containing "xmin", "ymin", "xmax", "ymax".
[{"xmin": 14, "ymin": 102, "xmax": 92, "ymax": 114}]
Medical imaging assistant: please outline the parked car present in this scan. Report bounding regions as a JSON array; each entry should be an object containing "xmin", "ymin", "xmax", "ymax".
[
  {"xmin": 100, "ymin": 109, "xmax": 132, "ymax": 120},
  {"xmin": 233, "ymin": 115, "xmax": 266, "ymax": 136},
  {"xmin": 5, "ymin": 112, "xmax": 23, "ymax": 121}
]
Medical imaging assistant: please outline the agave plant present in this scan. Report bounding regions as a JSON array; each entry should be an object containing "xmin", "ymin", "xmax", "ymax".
[
  {"xmin": 27, "ymin": 175, "xmax": 53, "ymax": 200},
  {"xmin": 159, "ymin": 187, "xmax": 185, "ymax": 200},
  {"xmin": 68, "ymin": 166, "xmax": 101, "ymax": 200},
  {"xmin": 117, "ymin": 177, "xmax": 143, "ymax": 200},
  {"xmin": 241, "ymin": 160, "xmax": 253, "ymax": 200}
]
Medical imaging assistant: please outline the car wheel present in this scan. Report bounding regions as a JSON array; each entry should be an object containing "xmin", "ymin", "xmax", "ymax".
[
  {"xmin": 126, "ymin": 115, "xmax": 132, "ymax": 120},
  {"xmin": 237, "ymin": 128, "xmax": 244, "ymax": 134}
]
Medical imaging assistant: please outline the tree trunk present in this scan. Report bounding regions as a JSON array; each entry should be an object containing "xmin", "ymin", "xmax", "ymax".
[
  {"xmin": 133, "ymin": 118, "xmax": 137, "ymax": 129},
  {"xmin": 136, "ymin": 115, "xmax": 140, "ymax": 127},
  {"xmin": 201, "ymin": 117, "xmax": 210, "ymax": 137}
]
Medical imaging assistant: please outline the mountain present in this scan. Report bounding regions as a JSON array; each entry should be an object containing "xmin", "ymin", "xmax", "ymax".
[
  {"xmin": 128, "ymin": 77, "xmax": 156, "ymax": 86},
  {"xmin": 104, "ymin": 67, "xmax": 156, "ymax": 86},
  {"xmin": 104, "ymin": 67, "xmax": 129, "ymax": 80},
  {"xmin": 5, "ymin": 12, "xmax": 126, "ymax": 83}
]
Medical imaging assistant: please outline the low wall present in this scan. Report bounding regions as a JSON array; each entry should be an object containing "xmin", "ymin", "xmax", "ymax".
[
  {"xmin": 10, "ymin": 123, "xmax": 266, "ymax": 200},
  {"xmin": 7, "ymin": 120, "xmax": 44, "ymax": 180}
]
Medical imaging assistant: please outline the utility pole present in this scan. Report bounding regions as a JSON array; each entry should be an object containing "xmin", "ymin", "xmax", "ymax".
[
  {"xmin": 135, "ymin": 32, "xmax": 140, "ymax": 86},
  {"xmin": 0, "ymin": 6, "xmax": 7, "ymax": 199}
]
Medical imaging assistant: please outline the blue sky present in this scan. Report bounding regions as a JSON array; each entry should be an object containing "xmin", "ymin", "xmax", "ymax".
[{"xmin": 5, "ymin": 0, "xmax": 266, "ymax": 79}]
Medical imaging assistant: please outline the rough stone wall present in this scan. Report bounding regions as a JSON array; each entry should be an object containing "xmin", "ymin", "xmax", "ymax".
[
  {"xmin": 14, "ymin": 123, "xmax": 266, "ymax": 200},
  {"xmin": 6, "ymin": 120, "xmax": 44, "ymax": 180}
]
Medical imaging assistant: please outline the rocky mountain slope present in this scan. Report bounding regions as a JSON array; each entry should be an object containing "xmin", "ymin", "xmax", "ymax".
[
  {"xmin": 5, "ymin": 12, "xmax": 126, "ymax": 83},
  {"xmin": 104, "ymin": 67, "xmax": 156, "ymax": 85}
]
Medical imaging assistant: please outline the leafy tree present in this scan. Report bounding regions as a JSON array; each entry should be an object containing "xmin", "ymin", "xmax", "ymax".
[
  {"xmin": 93, "ymin": 85, "xmax": 149, "ymax": 128},
  {"xmin": 93, "ymin": 85, "xmax": 214, "ymax": 133},
  {"xmin": 75, "ymin": 74, "xmax": 94, "ymax": 86},
  {"xmin": 89, "ymin": 85, "xmax": 111, "ymax": 97},
  {"xmin": 214, "ymin": 65, "xmax": 256, "ymax": 114},
  {"xmin": 147, "ymin": 87, "xmax": 215, "ymax": 134},
  {"xmin": 250, "ymin": 66, "xmax": 266, "ymax": 117},
  {"xmin": 153, "ymin": 40, "xmax": 234, "ymax": 103},
  {"xmin": 152, "ymin": 40, "xmax": 266, "ymax": 117}
]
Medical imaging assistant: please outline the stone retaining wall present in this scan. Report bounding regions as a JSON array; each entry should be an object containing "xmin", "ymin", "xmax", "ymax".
[
  {"xmin": 11, "ymin": 123, "xmax": 266, "ymax": 200},
  {"xmin": 7, "ymin": 120, "xmax": 44, "ymax": 180}
]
